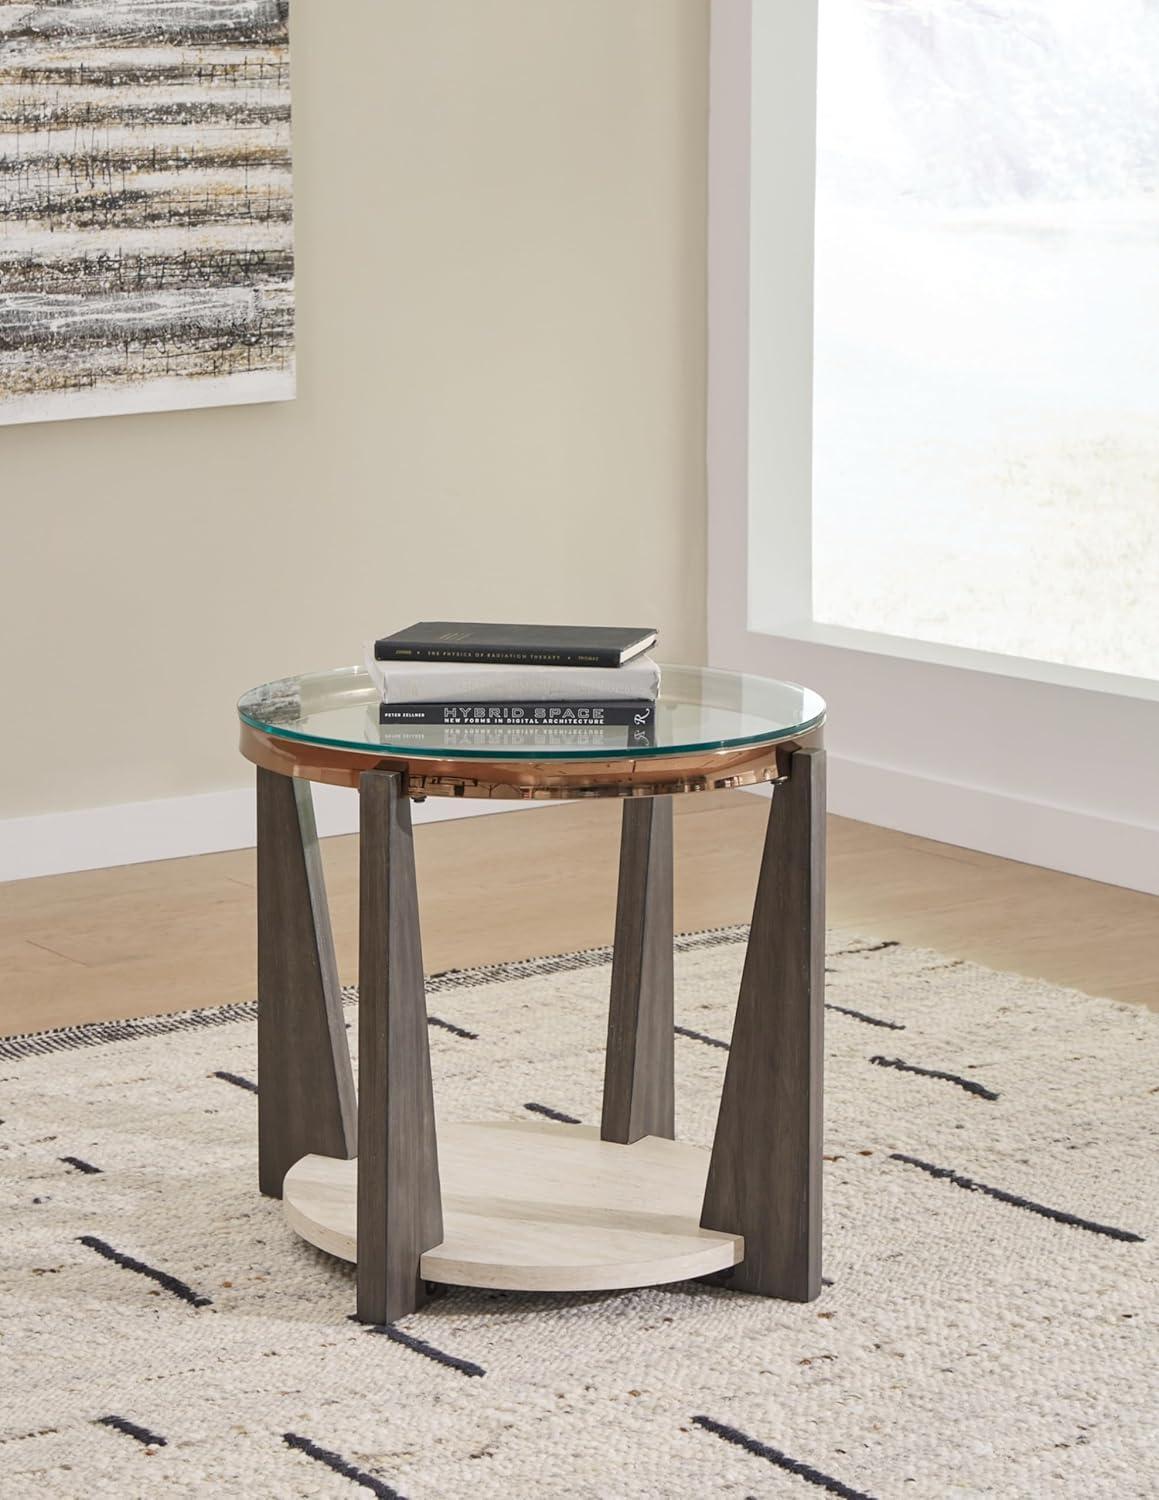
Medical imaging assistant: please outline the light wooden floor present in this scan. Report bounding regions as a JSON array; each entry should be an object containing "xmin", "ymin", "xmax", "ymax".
[{"xmin": 2, "ymin": 793, "xmax": 1156, "ymax": 1036}]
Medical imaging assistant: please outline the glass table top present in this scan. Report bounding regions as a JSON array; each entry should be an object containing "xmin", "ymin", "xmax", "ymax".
[{"xmin": 238, "ymin": 665, "xmax": 826, "ymax": 763}]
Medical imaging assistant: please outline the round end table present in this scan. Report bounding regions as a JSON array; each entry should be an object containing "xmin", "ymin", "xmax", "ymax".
[{"xmin": 238, "ymin": 664, "xmax": 827, "ymax": 1324}]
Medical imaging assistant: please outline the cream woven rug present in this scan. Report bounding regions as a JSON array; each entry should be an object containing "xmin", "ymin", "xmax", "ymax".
[{"xmin": 3, "ymin": 928, "xmax": 1156, "ymax": 1499}]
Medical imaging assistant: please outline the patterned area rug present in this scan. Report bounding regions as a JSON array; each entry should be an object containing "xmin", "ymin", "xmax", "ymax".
[{"xmin": 2, "ymin": 928, "xmax": 1156, "ymax": 1499}]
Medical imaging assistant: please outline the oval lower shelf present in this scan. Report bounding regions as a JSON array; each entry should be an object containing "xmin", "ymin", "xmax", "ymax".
[{"xmin": 283, "ymin": 1120, "xmax": 743, "ymax": 1293}]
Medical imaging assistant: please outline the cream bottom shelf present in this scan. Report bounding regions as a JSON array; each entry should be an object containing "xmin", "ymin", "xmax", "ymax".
[{"xmin": 283, "ymin": 1119, "xmax": 743, "ymax": 1293}]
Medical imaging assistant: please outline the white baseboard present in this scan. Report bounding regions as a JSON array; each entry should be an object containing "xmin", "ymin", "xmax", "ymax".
[
  {"xmin": 746, "ymin": 754, "xmax": 1159, "ymax": 896},
  {"xmin": 0, "ymin": 784, "xmax": 541, "ymax": 884},
  {"xmin": 9, "ymin": 756, "xmax": 1155, "ymax": 894}
]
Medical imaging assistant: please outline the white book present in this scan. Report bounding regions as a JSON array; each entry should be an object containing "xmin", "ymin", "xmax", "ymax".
[{"xmin": 364, "ymin": 647, "xmax": 661, "ymax": 704}]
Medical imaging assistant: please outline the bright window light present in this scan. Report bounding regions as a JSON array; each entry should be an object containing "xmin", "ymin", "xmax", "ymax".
[{"xmin": 811, "ymin": 0, "xmax": 1159, "ymax": 681}]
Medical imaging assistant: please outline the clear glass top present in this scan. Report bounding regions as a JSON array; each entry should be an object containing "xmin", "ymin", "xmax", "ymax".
[{"xmin": 238, "ymin": 665, "xmax": 825, "ymax": 762}]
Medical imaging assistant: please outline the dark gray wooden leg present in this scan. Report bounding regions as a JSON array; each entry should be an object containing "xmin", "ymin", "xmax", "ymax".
[
  {"xmin": 356, "ymin": 770, "xmax": 443, "ymax": 1325},
  {"xmin": 700, "ymin": 747, "xmax": 825, "ymax": 1301},
  {"xmin": 601, "ymin": 796, "xmax": 675, "ymax": 1144},
  {"xmin": 256, "ymin": 768, "xmax": 356, "ymax": 1198}
]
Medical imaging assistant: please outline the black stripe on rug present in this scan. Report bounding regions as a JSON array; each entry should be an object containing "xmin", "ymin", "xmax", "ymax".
[
  {"xmin": 677, "ymin": 1004, "xmax": 906, "ymax": 1047},
  {"xmin": 524, "ymin": 1101, "xmax": 581, "ymax": 1125},
  {"xmin": 889, "ymin": 1155, "xmax": 1145, "ymax": 1242},
  {"xmin": 675, "ymin": 1023, "xmax": 729, "ymax": 1050},
  {"xmin": 283, "ymin": 1432, "xmax": 403, "ymax": 1497},
  {"xmin": 692, "ymin": 1415, "xmax": 877, "ymax": 1499},
  {"xmin": 59, "ymin": 1155, "xmax": 102, "ymax": 1174},
  {"xmin": 870, "ymin": 1056, "xmax": 998, "ymax": 1099},
  {"xmin": 364, "ymin": 1322, "xmax": 486, "ymax": 1378},
  {"xmin": 831, "ymin": 940, "xmax": 900, "ymax": 958},
  {"xmin": 212, "ymin": 1070, "xmax": 258, "ymax": 1093},
  {"xmin": 826, "ymin": 1003, "xmax": 905, "ymax": 1031},
  {"xmin": 77, "ymin": 1236, "xmax": 212, "ymax": 1306},
  {"xmin": 427, "ymin": 1015, "xmax": 478, "ymax": 1040},
  {"xmin": 95, "ymin": 1415, "xmax": 167, "ymax": 1448}
]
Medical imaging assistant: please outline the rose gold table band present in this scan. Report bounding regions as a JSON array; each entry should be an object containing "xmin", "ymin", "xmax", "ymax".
[{"xmin": 238, "ymin": 719, "xmax": 825, "ymax": 800}]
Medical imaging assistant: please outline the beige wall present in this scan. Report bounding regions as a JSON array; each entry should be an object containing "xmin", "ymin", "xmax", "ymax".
[{"xmin": 0, "ymin": 0, "xmax": 708, "ymax": 819}]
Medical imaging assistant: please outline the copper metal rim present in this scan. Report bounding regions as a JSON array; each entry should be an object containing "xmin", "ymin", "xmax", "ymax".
[{"xmin": 238, "ymin": 719, "xmax": 825, "ymax": 800}]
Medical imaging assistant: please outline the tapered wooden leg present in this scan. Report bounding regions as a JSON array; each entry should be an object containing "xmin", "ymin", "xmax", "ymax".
[
  {"xmin": 601, "ymin": 796, "xmax": 675, "ymax": 1144},
  {"xmin": 256, "ymin": 768, "xmax": 356, "ymax": 1198},
  {"xmin": 356, "ymin": 771, "xmax": 443, "ymax": 1325},
  {"xmin": 700, "ymin": 748, "xmax": 825, "ymax": 1301}
]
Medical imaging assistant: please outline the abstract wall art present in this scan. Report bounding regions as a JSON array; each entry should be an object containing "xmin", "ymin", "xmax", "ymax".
[{"xmin": 0, "ymin": 0, "xmax": 294, "ymax": 427}]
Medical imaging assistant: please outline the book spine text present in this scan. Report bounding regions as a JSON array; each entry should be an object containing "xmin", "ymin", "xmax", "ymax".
[
  {"xmin": 378, "ymin": 701, "xmax": 655, "ymax": 728},
  {"xmin": 374, "ymin": 644, "xmax": 621, "ymax": 667}
]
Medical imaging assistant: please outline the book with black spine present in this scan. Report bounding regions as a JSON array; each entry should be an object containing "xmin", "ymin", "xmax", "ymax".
[
  {"xmin": 376, "ymin": 722, "xmax": 656, "ymax": 749},
  {"xmin": 378, "ymin": 701, "xmax": 656, "ymax": 729},
  {"xmin": 374, "ymin": 622, "xmax": 658, "ymax": 668}
]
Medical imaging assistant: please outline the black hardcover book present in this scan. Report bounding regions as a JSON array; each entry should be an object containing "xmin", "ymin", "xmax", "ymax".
[
  {"xmin": 378, "ymin": 701, "xmax": 656, "ymax": 730},
  {"xmin": 374, "ymin": 621, "xmax": 658, "ymax": 668}
]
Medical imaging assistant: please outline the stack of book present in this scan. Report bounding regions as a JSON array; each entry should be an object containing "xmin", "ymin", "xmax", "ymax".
[{"xmin": 367, "ymin": 622, "xmax": 661, "ymax": 748}]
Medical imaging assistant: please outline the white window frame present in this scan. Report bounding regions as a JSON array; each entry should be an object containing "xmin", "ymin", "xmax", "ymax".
[{"xmin": 707, "ymin": 0, "xmax": 1159, "ymax": 894}]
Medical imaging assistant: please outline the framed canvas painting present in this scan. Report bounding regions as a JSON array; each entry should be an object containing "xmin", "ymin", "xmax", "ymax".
[{"xmin": 0, "ymin": 0, "xmax": 294, "ymax": 426}]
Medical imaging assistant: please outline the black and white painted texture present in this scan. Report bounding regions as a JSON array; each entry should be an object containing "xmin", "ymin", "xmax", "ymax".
[{"xmin": 0, "ymin": 0, "xmax": 293, "ymax": 424}]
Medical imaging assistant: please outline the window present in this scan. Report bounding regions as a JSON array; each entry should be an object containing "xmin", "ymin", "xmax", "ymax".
[
  {"xmin": 803, "ymin": 0, "xmax": 1159, "ymax": 682},
  {"xmin": 709, "ymin": 0, "xmax": 1158, "ymax": 893}
]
